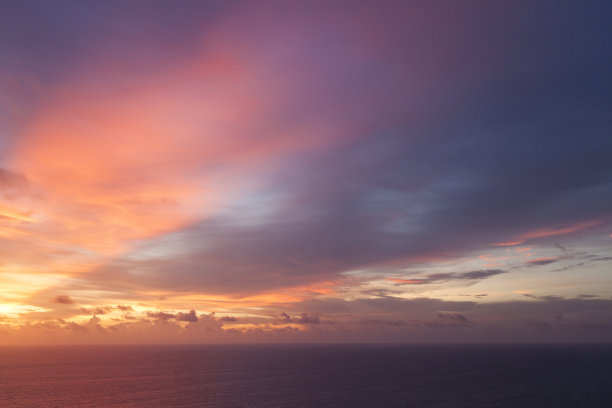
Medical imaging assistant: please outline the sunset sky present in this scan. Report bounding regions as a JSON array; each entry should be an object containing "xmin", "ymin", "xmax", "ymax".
[{"xmin": 1, "ymin": 0, "xmax": 611, "ymax": 344}]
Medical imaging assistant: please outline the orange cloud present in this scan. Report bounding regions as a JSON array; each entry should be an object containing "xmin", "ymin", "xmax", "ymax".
[{"xmin": 1, "ymin": 26, "xmax": 365, "ymax": 320}]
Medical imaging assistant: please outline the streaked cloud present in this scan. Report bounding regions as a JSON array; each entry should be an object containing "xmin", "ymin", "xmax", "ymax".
[{"xmin": 0, "ymin": 0, "xmax": 611, "ymax": 343}]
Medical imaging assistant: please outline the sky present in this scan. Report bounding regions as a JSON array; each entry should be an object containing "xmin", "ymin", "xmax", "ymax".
[{"xmin": 0, "ymin": 0, "xmax": 611, "ymax": 344}]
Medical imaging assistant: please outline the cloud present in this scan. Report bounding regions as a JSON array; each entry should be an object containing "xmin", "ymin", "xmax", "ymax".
[
  {"xmin": 80, "ymin": 307, "xmax": 112, "ymax": 315},
  {"xmin": 147, "ymin": 311, "xmax": 175, "ymax": 321},
  {"xmin": 144, "ymin": 310, "xmax": 200, "ymax": 323},
  {"xmin": 357, "ymin": 319, "xmax": 410, "ymax": 327},
  {"xmin": 0, "ymin": 168, "xmax": 28, "ymax": 191},
  {"xmin": 554, "ymin": 244, "xmax": 570, "ymax": 256},
  {"xmin": 65, "ymin": 322, "xmax": 88, "ymax": 332},
  {"xmin": 3, "ymin": 295, "xmax": 612, "ymax": 344},
  {"xmin": 526, "ymin": 257, "xmax": 560, "ymax": 266},
  {"xmin": 53, "ymin": 295, "xmax": 74, "ymax": 305},
  {"xmin": 437, "ymin": 312, "xmax": 469, "ymax": 323},
  {"xmin": 522, "ymin": 294, "xmax": 563, "ymax": 301},
  {"xmin": 360, "ymin": 288, "xmax": 403, "ymax": 298},
  {"xmin": 390, "ymin": 269, "xmax": 505, "ymax": 285},
  {"xmin": 176, "ymin": 310, "xmax": 198, "ymax": 322},
  {"xmin": 297, "ymin": 313, "xmax": 321, "ymax": 325},
  {"xmin": 278, "ymin": 312, "xmax": 322, "ymax": 325},
  {"xmin": 0, "ymin": 0, "xmax": 611, "ymax": 344},
  {"xmin": 23, "ymin": 0, "xmax": 606, "ymax": 303}
]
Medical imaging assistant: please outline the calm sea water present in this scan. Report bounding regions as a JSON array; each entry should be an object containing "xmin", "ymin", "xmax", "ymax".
[{"xmin": 0, "ymin": 344, "xmax": 611, "ymax": 407}]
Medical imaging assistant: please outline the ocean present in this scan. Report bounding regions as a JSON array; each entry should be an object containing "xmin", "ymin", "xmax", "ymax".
[{"xmin": 0, "ymin": 344, "xmax": 611, "ymax": 407}]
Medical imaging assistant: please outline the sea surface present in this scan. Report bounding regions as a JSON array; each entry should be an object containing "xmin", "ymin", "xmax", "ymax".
[{"xmin": 0, "ymin": 344, "xmax": 611, "ymax": 407}]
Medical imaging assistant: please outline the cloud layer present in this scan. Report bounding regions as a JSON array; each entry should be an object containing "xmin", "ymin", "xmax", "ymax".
[{"xmin": 0, "ymin": 0, "xmax": 611, "ymax": 343}]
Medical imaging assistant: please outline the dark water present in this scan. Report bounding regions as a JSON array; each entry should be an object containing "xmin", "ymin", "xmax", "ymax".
[{"xmin": 1, "ymin": 344, "xmax": 611, "ymax": 407}]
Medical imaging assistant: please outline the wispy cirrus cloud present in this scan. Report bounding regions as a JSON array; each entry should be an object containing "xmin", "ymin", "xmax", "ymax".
[{"xmin": 388, "ymin": 270, "xmax": 506, "ymax": 285}]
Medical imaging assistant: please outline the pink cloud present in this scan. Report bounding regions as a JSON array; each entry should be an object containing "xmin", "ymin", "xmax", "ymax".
[{"xmin": 493, "ymin": 220, "xmax": 599, "ymax": 247}]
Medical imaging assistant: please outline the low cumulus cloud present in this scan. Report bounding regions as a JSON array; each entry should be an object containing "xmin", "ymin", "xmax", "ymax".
[
  {"xmin": 80, "ymin": 306, "xmax": 112, "ymax": 315},
  {"xmin": 176, "ymin": 310, "xmax": 198, "ymax": 322},
  {"xmin": 147, "ymin": 311, "xmax": 175, "ymax": 321},
  {"xmin": 2, "ymin": 295, "xmax": 612, "ymax": 344},
  {"xmin": 147, "ymin": 310, "xmax": 199, "ymax": 323},
  {"xmin": 279, "ymin": 312, "xmax": 322, "ymax": 325}
]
